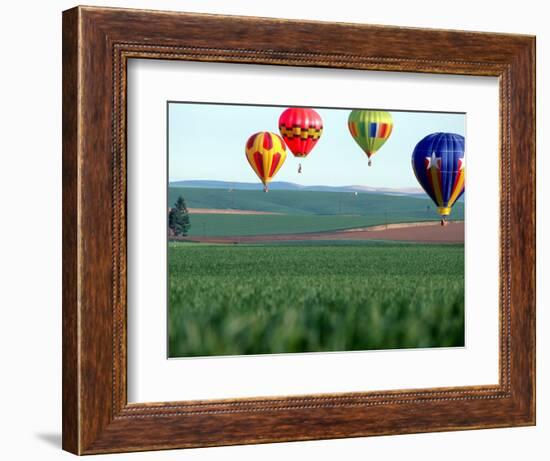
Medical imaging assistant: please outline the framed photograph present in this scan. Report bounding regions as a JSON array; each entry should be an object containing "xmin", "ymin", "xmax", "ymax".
[
  {"xmin": 62, "ymin": 6, "xmax": 535, "ymax": 455},
  {"xmin": 164, "ymin": 102, "xmax": 467, "ymax": 361}
]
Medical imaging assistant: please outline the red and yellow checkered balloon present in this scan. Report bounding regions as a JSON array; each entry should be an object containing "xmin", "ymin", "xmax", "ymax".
[
  {"xmin": 245, "ymin": 132, "xmax": 287, "ymax": 192},
  {"xmin": 278, "ymin": 108, "xmax": 323, "ymax": 158}
]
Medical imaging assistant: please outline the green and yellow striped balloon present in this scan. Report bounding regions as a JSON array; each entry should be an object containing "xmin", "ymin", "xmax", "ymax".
[{"xmin": 348, "ymin": 110, "xmax": 394, "ymax": 166}]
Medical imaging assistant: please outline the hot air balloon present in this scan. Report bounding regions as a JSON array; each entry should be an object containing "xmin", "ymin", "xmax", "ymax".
[
  {"xmin": 278, "ymin": 108, "xmax": 323, "ymax": 173},
  {"xmin": 411, "ymin": 132, "xmax": 465, "ymax": 225},
  {"xmin": 348, "ymin": 110, "xmax": 393, "ymax": 166},
  {"xmin": 245, "ymin": 131, "xmax": 287, "ymax": 192}
]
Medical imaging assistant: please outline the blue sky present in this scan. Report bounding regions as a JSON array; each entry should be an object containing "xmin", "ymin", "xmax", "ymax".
[{"xmin": 168, "ymin": 102, "xmax": 465, "ymax": 188}]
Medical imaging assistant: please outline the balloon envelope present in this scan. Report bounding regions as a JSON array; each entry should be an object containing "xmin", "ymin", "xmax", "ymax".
[
  {"xmin": 278, "ymin": 108, "xmax": 323, "ymax": 158},
  {"xmin": 348, "ymin": 110, "xmax": 393, "ymax": 165},
  {"xmin": 411, "ymin": 132, "xmax": 465, "ymax": 218},
  {"xmin": 245, "ymin": 131, "xmax": 287, "ymax": 191}
]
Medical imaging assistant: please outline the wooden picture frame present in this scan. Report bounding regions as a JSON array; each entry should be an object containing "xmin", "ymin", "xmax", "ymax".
[{"xmin": 62, "ymin": 5, "xmax": 536, "ymax": 455}]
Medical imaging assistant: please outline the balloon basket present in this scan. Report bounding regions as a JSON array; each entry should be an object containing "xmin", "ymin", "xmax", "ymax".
[
  {"xmin": 368, "ymin": 159, "xmax": 372, "ymax": 167},
  {"xmin": 298, "ymin": 163, "xmax": 302, "ymax": 174},
  {"xmin": 263, "ymin": 185, "xmax": 268, "ymax": 193}
]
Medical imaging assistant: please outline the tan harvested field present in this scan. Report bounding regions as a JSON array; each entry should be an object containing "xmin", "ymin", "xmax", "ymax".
[
  {"xmin": 187, "ymin": 208, "xmax": 282, "ymax": 215},
  {"xmin": 176, "ymin": 221, "xmax": 464, "ymax": 244}
]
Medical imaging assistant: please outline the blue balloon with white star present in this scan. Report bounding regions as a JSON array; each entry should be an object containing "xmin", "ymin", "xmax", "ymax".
[{"xmin": 411, "ymin": 132, "xmax": 465, "ymax": 221}]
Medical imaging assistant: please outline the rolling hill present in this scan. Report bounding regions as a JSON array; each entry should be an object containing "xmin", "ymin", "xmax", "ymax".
[{"xmin": 168, "ymin": 187, "xmax": 464, "ymax": 237}]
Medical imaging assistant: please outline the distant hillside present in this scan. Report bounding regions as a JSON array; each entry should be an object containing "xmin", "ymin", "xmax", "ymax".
[
  {"xmin": 169, "ymin": 180, "xmax": 426, "ymax": 197},
  {"xmin": 168, "ymin": 187, "xmax": 464, "ymax": 236}
]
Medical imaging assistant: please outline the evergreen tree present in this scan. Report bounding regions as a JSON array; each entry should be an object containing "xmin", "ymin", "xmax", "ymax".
[{"xmin": 168, "ymin": 196, "xmax": 191, "ymax": 236}]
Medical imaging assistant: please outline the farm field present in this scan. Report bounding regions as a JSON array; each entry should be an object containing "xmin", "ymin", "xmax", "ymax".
[
  {"xmin": 168, "ymin": 242, "xmax": 465, "ymax": 357},
  {"xmin": 169, "ymin": 187, "xmax": 464, "ymax": 237},
  {"xmin": 179, "ymin": 221, "xmax": 464, "ymax": 244}
]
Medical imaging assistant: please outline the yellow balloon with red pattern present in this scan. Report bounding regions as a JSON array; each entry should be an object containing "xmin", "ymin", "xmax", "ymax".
[{"xmin": 245, "ymin": 131, "xmax": 287, "ymax": 192}]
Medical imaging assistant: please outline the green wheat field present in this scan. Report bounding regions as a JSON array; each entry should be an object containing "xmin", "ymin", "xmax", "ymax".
[{"xmin": 168, "ymin": 241, "xmax": 464, "ymax": 357}]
